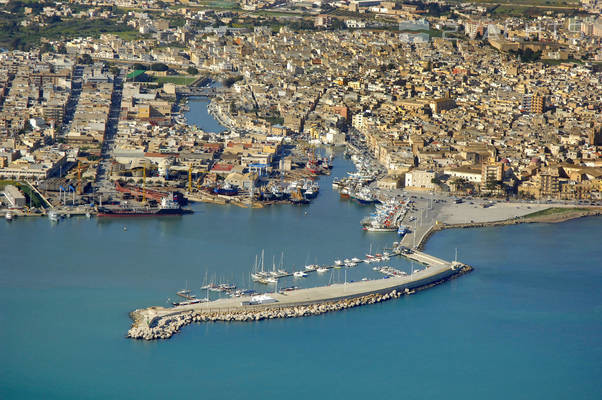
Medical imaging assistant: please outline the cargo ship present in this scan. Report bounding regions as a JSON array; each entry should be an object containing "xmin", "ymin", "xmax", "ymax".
[{"xmin": 97, "ymin": 195, "xmax": 193, "ymax": 217}]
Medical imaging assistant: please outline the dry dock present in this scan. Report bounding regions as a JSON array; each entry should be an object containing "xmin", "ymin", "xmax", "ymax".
[{"xmin": 128, "ymin": 251, "xmax": 472, "ymax": 340}]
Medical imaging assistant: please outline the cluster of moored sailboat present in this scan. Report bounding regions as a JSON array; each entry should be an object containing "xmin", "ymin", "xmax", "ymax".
[
  {"xmin": 249, "ymin": 246, "xmax": 397, "ymax": 286},
  {"xmin": 172, "ymin": 282, "xmax": 259, "ymax": 306},
  {"xmin": 171, "ymin": 243, "xmax": 421, "ymax": 307}
]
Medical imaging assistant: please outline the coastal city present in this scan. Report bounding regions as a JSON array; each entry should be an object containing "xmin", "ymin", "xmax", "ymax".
[
  {"xmin": 1, "ymin": 0, "xmax": 601, "ymax": 219},
  {"xmin": 0, "ymin": 0, "xmax": 601, "ymax": 398}
]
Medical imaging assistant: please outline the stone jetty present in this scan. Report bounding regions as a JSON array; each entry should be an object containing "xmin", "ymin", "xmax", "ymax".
[{"xmin": 128, "ymin": 264, "xmax": 472, "ymax": 341}]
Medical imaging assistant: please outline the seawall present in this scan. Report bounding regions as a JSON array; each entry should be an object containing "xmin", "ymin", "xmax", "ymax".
[{"xmin": 128, "ymin": 263, "xmax": 472, "ymax": 340}]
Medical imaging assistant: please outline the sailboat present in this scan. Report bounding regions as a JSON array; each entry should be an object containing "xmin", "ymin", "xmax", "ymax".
[
  {"xmin": 172, "ymin": 281, "xmax": 205, "ymax": 306},
  {"xmin": 277, "ymin": 252, "xmax": 288, "ymax": 276}
]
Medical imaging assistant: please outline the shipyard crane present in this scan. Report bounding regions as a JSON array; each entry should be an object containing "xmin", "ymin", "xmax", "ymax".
[
  {"xmin": 77, "ymin": 161, "xmax": 82, "ymax": 195},
  {"xmin": 188, "ymin": 165, "xmax": 192, "ymax": 193}
]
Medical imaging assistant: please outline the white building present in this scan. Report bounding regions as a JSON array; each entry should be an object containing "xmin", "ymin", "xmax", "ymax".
[
  {"xmin": 444, "ymin": 167, "xmax": 483, "ymax": 183},
  {"xmin": 404, "ymin": 170, "xmax": 439, "ymax": 189}
]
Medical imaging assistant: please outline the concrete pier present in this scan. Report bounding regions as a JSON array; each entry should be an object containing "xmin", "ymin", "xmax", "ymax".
[{"xmin": 128, "ymin": 255, "xmax": 472, "ymax": 340}]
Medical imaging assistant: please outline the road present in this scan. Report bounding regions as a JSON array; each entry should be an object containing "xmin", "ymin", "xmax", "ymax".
[
  {"xmin": 94, "ymin": 72, "xmax": 125, "ymax": 198},
  {"xmin": 60, "ymin": 65, "xmax": 83, "ymax": 137}
]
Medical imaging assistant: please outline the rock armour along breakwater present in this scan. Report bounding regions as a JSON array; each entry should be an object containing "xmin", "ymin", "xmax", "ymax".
[{"xmin": 127, "ymin": 265, "xmax": 473, "ymax": 340}]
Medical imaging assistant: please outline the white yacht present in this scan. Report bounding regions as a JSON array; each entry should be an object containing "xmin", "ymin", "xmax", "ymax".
[
  {"xmin": 5, "ymin": 211, "xmax": 14, "ymax": 221},
  {"xmin": 293, "ymin": 271, "xmax": 307, "ymax": 278}
]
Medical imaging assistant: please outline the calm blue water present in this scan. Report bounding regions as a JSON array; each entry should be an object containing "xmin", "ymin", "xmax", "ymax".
[
  {"xmin": 1, "ymin": 120, "xmax": 601, "ymax": 399},
  {"xmin": 184, "ymin": 96, "xmax": 226, "ymax": 133}
]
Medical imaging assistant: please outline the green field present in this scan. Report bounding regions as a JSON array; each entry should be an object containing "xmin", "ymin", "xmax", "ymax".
[
  {"xmin": 153, "ymin": 75, "xmax": 198, "ymax": 85},
  {"xmin": 523, "ymin": 207, "xmax": 591, "ymax": 218},
  {"xmin": 113, "ymin": 30, "xmax": 146, "ymax": 41},
  {"xmin": 448, "ymin": 0, "xmax": 579, "ymax": 5},
  {"xmin": 0, "ymin": 16, "xmax": 137, "ymax": 50}
]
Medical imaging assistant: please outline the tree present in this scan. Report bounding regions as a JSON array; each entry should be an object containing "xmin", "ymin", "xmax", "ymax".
[
  {"xmin": 109, "ymin": 66, "xmax": 120, "ymax": 76},
  {"xmin": 223, "ymin": 75, "xmax": 243, "ymax": 87},
  {"xmin": 77, "ymin": 54, "xmax": 93, "ymax": 65},
  {"xmin": 186, "ymin": 66, "xmax": 198, "ymax": 75},
  {"xmin": 132, "ymin": 63, "xmax": 148, "ymax": 71},
  {"xmin": 39, "ymin": 43, "xmax": 53, "ymax": 54},
  {"xmin": 150, "ymin": 63, "xmax": 169, "ymax": 72}
]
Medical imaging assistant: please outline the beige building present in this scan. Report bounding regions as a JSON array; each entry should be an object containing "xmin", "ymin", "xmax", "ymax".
[
  {"xmin": 444, "ymin": 167, "xmax": 482, "ymax": 183},
  {"xmin": 3, "ymin": 184, "xmax": 26, "ymax": 208},
  {"xmin": 405, "ymin": 170, "xmax": 438, "ymax": 189}
]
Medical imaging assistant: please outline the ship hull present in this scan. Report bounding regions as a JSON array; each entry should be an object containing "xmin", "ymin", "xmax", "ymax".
[{"xmin": 97, "ymin": 208, "xmax": 193, "ymax": 218}]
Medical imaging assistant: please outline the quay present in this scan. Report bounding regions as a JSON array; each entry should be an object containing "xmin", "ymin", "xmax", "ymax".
[{"xmin": 127, "ymin": 251, "xmax": 473, "ymax": 340}]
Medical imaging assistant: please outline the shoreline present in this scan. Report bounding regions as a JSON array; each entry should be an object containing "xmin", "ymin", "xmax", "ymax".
[
  {"xmin": 416, "ymin": 207, "xmax": 602, "ymax": 250},
  {"xmin": 124, "ymin": 205, "xmax": 600, "ymax": 340}
]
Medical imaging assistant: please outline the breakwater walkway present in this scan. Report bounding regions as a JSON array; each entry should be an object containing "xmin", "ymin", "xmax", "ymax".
[{"xmin": 128, "ymin": 251, "xmax": 472, "ymax": 340}]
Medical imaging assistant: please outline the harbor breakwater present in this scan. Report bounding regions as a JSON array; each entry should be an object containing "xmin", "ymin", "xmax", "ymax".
[
  {"xmin": 416, "ymin": 208, "xmax": 602, "ymax": 251},
  {"xmin": 127, "ymin": 264, "xmax": 472, "ymax": 340}
]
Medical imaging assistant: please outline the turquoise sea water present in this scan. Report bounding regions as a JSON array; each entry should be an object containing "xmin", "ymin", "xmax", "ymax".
[
  {"xmin": 1, "ymin": 158, "xmax": 601, "ymax": 399},
  {"xmin": 1, "ymin": 105, "xmax": 601, "ymax": 398}
]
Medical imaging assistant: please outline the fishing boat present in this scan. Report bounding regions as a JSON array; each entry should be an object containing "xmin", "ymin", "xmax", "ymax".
[
  {"xmin": 363, "ymin": 225, "xmax": 396, "ymax": 232},
  {"xmin": 304, "ymin": 187, "xmax": 316, "ymax": 199},
  {"xmin": 290, "ymin": 188, "xmax": 309, "ymax": 204},
  {"xmin": 48, "ymin": 210, "xmax": 60, "ymax": 222},
  {"xmin": 397, "ymin": 225, "xmax": 409, "ymax": 236},
  {"xmin": 213, "ymin": 183, "xmax": 238, "ymax": 196}
]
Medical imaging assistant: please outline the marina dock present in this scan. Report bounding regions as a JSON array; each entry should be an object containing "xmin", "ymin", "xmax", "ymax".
[{"xmin": 128, "ymin": 250, "xmax": 472, "ymax": 340}]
